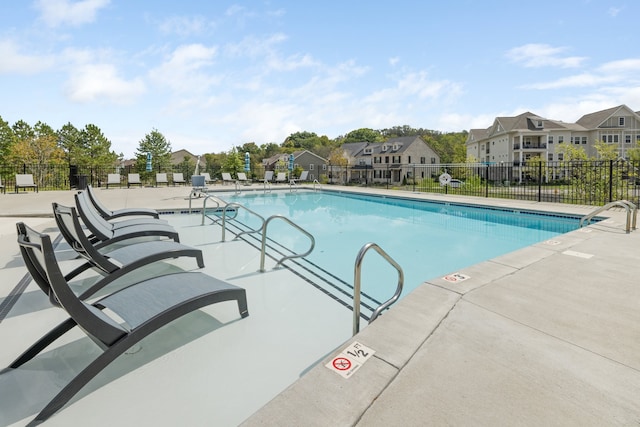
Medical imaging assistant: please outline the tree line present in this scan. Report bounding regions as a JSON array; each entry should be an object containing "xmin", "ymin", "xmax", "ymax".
[{"xmin": 0, "ymin": 115, "xmax": 470, "ymax": 174}]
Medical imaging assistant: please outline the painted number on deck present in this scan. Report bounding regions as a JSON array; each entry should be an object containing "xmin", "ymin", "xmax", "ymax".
[{"xmin": 326, "ymin": 341, "xmax": 375, "ymax": 379}]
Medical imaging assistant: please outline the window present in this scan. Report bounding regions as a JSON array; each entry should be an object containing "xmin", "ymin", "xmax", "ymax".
[
  {"xmin": 420, "ymin": 157, "xmax": 426, "ymax": 164},
  {"xmin": 625, "ymin": 135, "xmax": 632, "ymax": 144},
  {"xmin": 322, "ymin": 164, "xmax": 327, "ymax": 170},
  {"xmin": 385, "ymin": 156, "xmax": 389, "ymax": 163},
  {"xmin": 382, "ymin": 145, "xmax": 388, "ymax": 152},
  {"xmin": 374, "ymin": 157, "xmax": 381, "ymax": 164},
  {"xmin": 407, "ymin": 156, "xmax": 411, "ymax": 163},
  {"xmin": 548, "ymin": 153, "xmax": 553, "ymax": 161},
  {"xmin": 364, "ymin": 148, "xmax": 373, "ymax": 154},
  {"xmin": 309, "ymin": 164, "xmax": 314, "ymax": 170},
  {"xmin": 619, "ymin": 117, "xmax": 625, "ymax": 126},
  {"xmin": 581, "ymin": 137, "xmax": 587, "ymax": 144},
  {"xmin": 431, "ymin": 157, "xmax": 436, "ymax": 164},
  {"xmin": 558, "ymin": 153, "xmax": 564, "ymax": 161},
  {"xmin": 548, "ymin": 136, "xmax": 554, "ymax": 144}
]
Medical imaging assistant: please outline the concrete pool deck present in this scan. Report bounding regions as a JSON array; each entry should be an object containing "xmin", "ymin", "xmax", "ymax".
[{"xmin": 1, "ymin": 184, "xmax": 639, "ymax": 426}]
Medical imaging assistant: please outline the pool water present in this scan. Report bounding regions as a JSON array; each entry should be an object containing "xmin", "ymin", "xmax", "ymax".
[{"xmin": 215, "ymin": 190, "xmax": 581, "ymax": 302}]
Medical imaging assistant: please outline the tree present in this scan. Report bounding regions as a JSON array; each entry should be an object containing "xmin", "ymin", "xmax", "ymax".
[
  {"xmin": 0, "ymin": 116, "xmax": 15, "ymax": 160},
  {"xmin": 134, "ymin": 128, "xmax": 172, "ymax": 172},
  {"xmin": 57, "ymin": 122, "xmax": 83, "ymax": 165},
  {"xmin": 342, "ymin": 128, "xmax": 383, "ymax": 144},
  {"xmin": 222, "ymin": 147, "xmax": 243, "ymax": 176},
  {"xmin": 80, "ymin": 124, "xmax": 118, "ymax": 168}
]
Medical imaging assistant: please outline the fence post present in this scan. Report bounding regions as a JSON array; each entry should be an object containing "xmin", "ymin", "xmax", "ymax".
[
  {"xmin": 412, "ymin": 165, "xmax": 416, "ymax": 192},
  {"xmin": 537, "ymin": 161, "xmax": 542, "ymax": 202},
  {"xmin": 609, "ymin": 160, "xmax": 614, "ymax": 204},
  {"xmin": 485, "ymin": 164, "xmax": 489, "ymax": 198}
]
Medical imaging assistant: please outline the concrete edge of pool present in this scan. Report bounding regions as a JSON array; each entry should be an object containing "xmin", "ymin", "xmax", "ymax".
[{"xmin": 1, "ymin": 184, "xmax": 639, "ymax": 426}]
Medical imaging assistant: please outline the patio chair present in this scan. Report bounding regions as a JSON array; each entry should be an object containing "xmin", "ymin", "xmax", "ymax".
[
  {"xmin": 201, "ymin": 172, "xmax": 215, "ymax": 184},
  {"xmin": 15, "ymin": 174, "xmax": 38, "ymax": 193},
  {"xmin": 191, "ymin": 175, "xmax": 207, "ymax": 197},
  {"xmin": 78, "ymin": 190, "xmax": 167, "ymax": 228},
  {"xmin": 74, "ymin": 193, "xmax": 179, "ymax": 249},
  {"xmin": 86, "ymin": 185, "xmax": 159, "ymax": 220},
  {"xmin": 9, "ymin": 222, "xmax": 248, "ymax": 425},
  {"xmin": 106, "ymin": 173, "xmax": 121, "ymax": 189},
  {"xmin": 290, "ymin": 170, "xmax": 309, "ymax": 184},
  {"xmin": 237, "ymin": 172, "xmax": 252, "ymax": 186},
  {"xmin": 156, "ymin": 173, "xmax": 169, "ymax": 187},
  {"xmin": 222, "ymin": 172, "xmax": 234, "ymax": 185},
  {"xmin": 127, "ymin": 173, "xmax": 142, "ymax": 188},
  {"xmin": 264, "ymin": 171, "xmax": 274, "ymax": 182},
  {"xmin": 0, "ymin": 176, "xmax": 5, "ymax": 194},
  {"xmin": 275, "ymin": 172, "xmax": 287, "ymax": 184},
  {"xmin": 51, "ymin": 202, "xmax": 204, "ymax": 298},
  {"xmin": 172, "ymin": 172, "xmax": 186, "ymax": 186}
]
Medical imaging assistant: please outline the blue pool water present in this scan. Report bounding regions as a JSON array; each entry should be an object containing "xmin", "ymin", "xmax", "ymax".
[{"xmin": 217, "ymin": 190, "xmax": 581, "ymax": 302}]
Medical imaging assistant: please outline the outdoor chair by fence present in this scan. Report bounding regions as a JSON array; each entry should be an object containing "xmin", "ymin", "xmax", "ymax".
[
  {"xmin": 86, "ymin": 185, "xmax": 159, "ymax": 220},
  {"xmin": 156, "ymin": 173, "xmax": 169, "ymax": 187},
  {"xmin": 264, "ymin": 171, "xmax": 274, "ymax": 182},
  {"xmin": 222, "ymin": 173, "xmax": 234, "ymax": 185},
  {"xmin": 74, "ymin": 193, "xmax": 179, "ymax": 249},
  {"xmin": 106, "ymin": 174, "xmax": 121, "ymax": 189},
  {"xmin": 127, "ymin": 173, "xmax": 142, "ymax": 188},
  {"xmin": 15, "ymin": 174, "xmax": 38, "ymax": 193},
  {"xmin": 290, "ymin": 170, "xmax": 309, "ymax": 184},
  {"xmin": 9, "ymin": 221, "xmax": 249, "ymax": 425},
  {"xmin": 0, "ymin": 176, "xmax": 5, "ymax": 194},
  {"xmin": 275, "ymin": 172, "xmax": 287, "ymax": 183},
  {"xmin": 201, "ymin": 172, "xmax": 215, "ymax": 184},
  {"xmin": 172, "ymin": 172, "xmax": 186, "ymax": 186},
  {"xmin": 237, "ymin": 172, "xmax": 251, "ymax": 186},
  {"xmin": 52, "ymin": 202, "xmax": 204, "ymax": 299}
]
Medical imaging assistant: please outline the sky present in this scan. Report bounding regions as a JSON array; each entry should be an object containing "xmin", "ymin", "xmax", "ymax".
[{"xmin": 1, "ymin": 0, "xmax": 639, "ymax": 158}]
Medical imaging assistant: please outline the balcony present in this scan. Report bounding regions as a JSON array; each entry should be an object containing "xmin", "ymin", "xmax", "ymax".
[{"xmin": 513, "ymin": 143, "xmax": 547, "ymax": 150}]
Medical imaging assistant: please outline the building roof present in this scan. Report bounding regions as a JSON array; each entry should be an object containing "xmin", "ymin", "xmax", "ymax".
[{"xmin": 576, "ymin": 105, "xmax": 628, "ymax": 129}]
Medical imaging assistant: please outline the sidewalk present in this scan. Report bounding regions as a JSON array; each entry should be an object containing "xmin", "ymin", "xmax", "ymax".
[{"xmin": 1, "ymin": 186, "xmax": 639, "ymax": 426}]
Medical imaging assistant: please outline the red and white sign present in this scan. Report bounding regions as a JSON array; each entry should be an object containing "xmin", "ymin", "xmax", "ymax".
[
  {"xmin": 443, "ymin": 272, "xmax": 470, "ymax": 283},
  {"xmin": 326, "ymin": 341, "xmax": 375, "ymax": 379}
]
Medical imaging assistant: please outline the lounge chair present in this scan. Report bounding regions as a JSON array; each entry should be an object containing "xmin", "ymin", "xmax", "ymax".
[
  {"xmin": 264, "ymin": 171, "xmax": 274, "ymax": 182},
  {"xmin": 0, "ymin": 176, "xmax": 5, "ymax": 194},
  {"xmin": 191, "ymin": 175, "xmax": 207, "ymax": 196},
  {"xmin": 106, "ymin": 173, "xmax": 121, "ymax": 189},
  {"xmin": 78, "ymin": 190, "xmax": 166, "ymax": 227},
  {"xmin": 201, "ymin": 172, "xmax": 215, "ymax": 184},
  {"xmin": 15, "ymin": 174, "xmax": 38, "ymax": 193},
  {"xmin": 222, "ymin": 172, "xmax": 234, "ymax": 185},
  {"xmin": 172, "ymin": 172, "xmax": 186, "ymax": 186},
  {"xmin": 86, "ymin": 185, "xmax": 159, "ymax": 220},
  {"xmin": 52, "ymin": 202, "xmax": 204, "ymax": 299},
  {"xmin": 74, "ymin": 193, "xmax": 179, "ymax": 249},
  {"xmin": 127, "ymin": 173, "xmax": 142, "ymax": 188},
  {"xmin": 275, "ymin": 172, "xmax": 287, "ymax": 184},
  {"xmin": 290, "ymin": 170, "xmax": 309, "ymax": 184},
  {"xmin": 156, "ymin": 173, "xmax": 169, "ymax": 187},
  {"xmin": 237, "ymin": 172, "xmax": 251, "ymax": 185},
  {"xmin": 9, "ymin": 222, "xmax": 248, "ymax": 425}
]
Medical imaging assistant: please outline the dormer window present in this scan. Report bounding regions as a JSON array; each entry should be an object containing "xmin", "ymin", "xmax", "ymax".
[
  {"xmin": 363, "ymin": 147, "xmax": 373, "ymax": 154},
  {"xmin": 392, "ymin": 143, "xmax": 401, "ymax": 151},
  {"xmin": 381, "ymin": 144, "xmax": 388, "ymax": 152}
]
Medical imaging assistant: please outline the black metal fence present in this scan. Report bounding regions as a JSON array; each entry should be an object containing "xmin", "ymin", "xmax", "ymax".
[
  {"xmin": 325, "ymin": 160, "xmax": 640, "ymax": 206},
  {"xmin": 2, "ymin": 160, "xmax": 639, "ymax": 207}
]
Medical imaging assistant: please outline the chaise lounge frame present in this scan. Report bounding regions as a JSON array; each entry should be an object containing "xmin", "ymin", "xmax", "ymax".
[{"xmin": 6, "ymin": 222, "xmax": 248, "ymax": 425}]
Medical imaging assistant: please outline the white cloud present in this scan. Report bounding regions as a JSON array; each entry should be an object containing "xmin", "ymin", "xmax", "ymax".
[
  {"xmin": 34, "ymin": 0, "xmax": 110, "ymax": 28},
  {"xmin": 158, "ymin": 16, "xmax": 211, "ymax": 37},
  {"xmin": 506, "ymin": 43, "xmax": 586, "ymax": 68},
  {"xmin": 65, "ymin": 63, "xmax": 145, "ymax": 103},
  {"xmin": 149, "ymin": 44, "xmax": 220, "ymax": 93},
  {"xmin": 597, "ymin": 58, "xmax": 640, "ymax": 74},
  {"xmin": 0, "ymin": 39, "xmax": 55, "ymax": 74},
  {"xmin": 608, "ymin": 6, "xmax": 622, "ymax": 17}
]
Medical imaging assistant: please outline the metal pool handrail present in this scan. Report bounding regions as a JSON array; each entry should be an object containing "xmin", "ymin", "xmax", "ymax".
[
  {"xmin": 263, "ymin": 180, "xmax": 272, "ymax": 193},
  {"xmin": 221, "ymin": 203, "xmax": 265, "ymax": 242},
  {"xmin": 260, "ymin": 214, "xmax": 315, "ymax": 272},
  {"xmin": 201, "ymin": 194, "xmax": 229, "ymax": 225},
  {"xmin": 580, "ymin": 200, "xmax": 637, "ymax": 233},
  {"xmin": 313, "ymin": 179, "xmax": 322, "ymax": 191},
  {"xmin": 353, "ymin": 242, "xmax": 404, "ymax": 336}
]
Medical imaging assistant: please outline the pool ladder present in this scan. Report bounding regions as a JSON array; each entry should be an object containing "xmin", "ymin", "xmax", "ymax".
[
  {"xmin": 580, "ymin": 200, "xmax": 637, "ymax": 233},
  {"xmin": 352, "ymin": 243, "xmax": 404, "ymax": 335}
]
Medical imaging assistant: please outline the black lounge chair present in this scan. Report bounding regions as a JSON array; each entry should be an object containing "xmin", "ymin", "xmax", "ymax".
[
  {"xmin": 52, "ymin": 202, "xmax": 205, "ymax": 300},
  {"xmin": 86, "ymin": 185, "xmax": 159, "ymax": 219},
  {"xmin": 7, "ymin": 222, "xmax": 248, "ymax": 425},
  {"xmin": 74, "ymin": 193, "xmax": 180, "ymax": 248},
  {"xmin": 77, "ymin": 190, "xmax": 168, "ymax": 228}
]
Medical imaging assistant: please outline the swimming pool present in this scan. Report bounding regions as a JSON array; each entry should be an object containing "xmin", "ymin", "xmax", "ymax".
[{"xmin": 211, "ymin": 189, "xmax": 581, "ymax": 305}]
